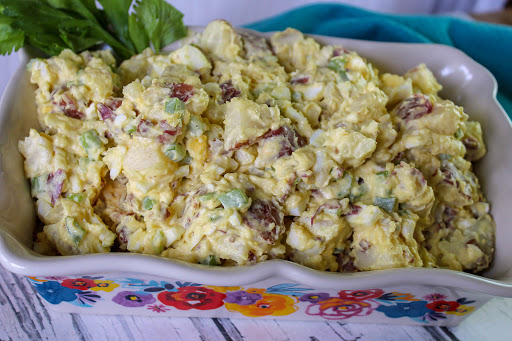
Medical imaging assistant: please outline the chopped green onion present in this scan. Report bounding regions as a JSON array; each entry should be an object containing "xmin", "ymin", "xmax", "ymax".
[
  {"xmin": 199, "ymin": 192, "xmax": 215, "ymax": 201},
  {"xmin": 218, "ymin": 189, "xmax": 248, "ymax": 209},
  {"xmin": 152, "ymin": 231, "xmax": 165, "ymax": 254},
  {"xmin": 374, "ymin": 197, "xmax": 397, "ymax": 213},
  {"xmin": 187, "ymin": 116, "xmax": 207, "ymax": 136},
  {"xmin": 376, "ymin": 171, "xmax": 389, "ymax": 177},
  {"xmin": 65, "ymin": 216, "xmax": 85, "ymax": 246},
  {"xmin": 454, "ymin": 128, "xmax": 464, "ymax": 139},
  {"xmin": 79, "ymin": 130, "xmax": 102, "ymax": 158},
  {"xmin": 164, "ymin": 143, "xmax": 186, "ymax": 162},
  {"xmin": 68, "ymin": 193, "xmax": 85, "ymax": 203},
  {"xmin": 165, "ymin": 97, "xmax": 186, "ymax": 114},
  {"xmin": 142, "ymin": 197, "xmax": 155, "ymax": 210},
  {"xmin": 327, "ymin": 57, "xmax": 349, "ymax": 81},
  {"xmin": 201, "ymin": 255, "xmax": 220, "ymax": 266}
]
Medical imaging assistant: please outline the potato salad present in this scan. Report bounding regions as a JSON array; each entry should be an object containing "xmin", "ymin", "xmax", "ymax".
[{"xmin": 20, "ymin": 20, "xmax": 495, "ymax": 273}]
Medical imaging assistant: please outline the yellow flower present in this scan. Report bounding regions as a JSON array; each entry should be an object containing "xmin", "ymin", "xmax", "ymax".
[
  {"xmin": 446, "ymin": 305, "xmax": 475, "ymax": 316},
  {"xmin": 204, "ymin": 285, "xmax": 242, "ymax": 293},
  {"xmin": 225, "ymin": 293, "xmax": 298, "ymax": 317},
  {"xmin": 27, "ymin": 277, "xmax": 47, "ymax": 282},
  {"xmin": 90, "ymin": 280, "xmax": 119, "ymax": 292},
  {"xmin": 388, "ymin": 292, "xmax": 420, "ymax": 301}
]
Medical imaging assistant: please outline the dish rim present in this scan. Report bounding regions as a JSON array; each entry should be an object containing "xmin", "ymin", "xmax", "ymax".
[{"xmin": 1, "ymin": 27, "xmax": 511, "ymax": 297}]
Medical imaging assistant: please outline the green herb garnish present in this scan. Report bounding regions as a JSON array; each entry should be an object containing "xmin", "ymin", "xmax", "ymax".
[{"xmin": 0, "ymin": 0, "xmax": 186, "ymax": 58}]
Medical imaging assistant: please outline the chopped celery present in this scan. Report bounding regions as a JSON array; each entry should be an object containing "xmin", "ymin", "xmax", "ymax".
[
  {"xmin": 125, "ymin": 125, "xmax": 136, "ymax": 134},
  {"xmin": 79, "ymin": 130, "xmax": 102, "ymax": 158},
  {"xmin": 337, "ymin": 173, "xmax": 353, "ymax": 199},
  {"xmin": 68, "ymin": 193, "xmax": 85, "ymax": 203},
  {"xmin": 374, "ymin": 197, "xmax": 397, "ymax": 213},
  {"xmin": 142, "ymin": 197, "xmax": 155, "ymax": 210},
  {"xmin": 164, "ymin": 143, "xmax": 186, "ymax": 162},
  {"xmin": 180, "ymin": 153, "xmax": 192, "ymax": 165},
  {"xmin": 209, "ymin": 216, "xmax": 222, "ymax": 222},
  {"xmin": 199, "ymin": 192, "xmax": 215, "ymax": 201},
  {"xmin": 438, "ymin": 153, "xmax": 452, "ymax": 161},
  {"xmin": 218, "ymin": 189, "xmax": 248, "ymax": 209},
  {"xmin": 165, "ymin": 97, "xmax": 186, "ymax": 114},
  {"xmin": 187, "ymin": 116, "xmax": 207, "ymax": 136},
  {"xmin": 201, "ymin": 255, "xmax": 220, "ymax": 266},
  {"xmin": 30, "ymin": 176, "xmax": 41, "ymax": 193},
  {"xmin": 376, "ymin": 171, "xmax": 389, "ymax": 177},
  {"xmin": 454, "ymin": 128, "xmax": 464, "ymax": 139},
  {"xmin": 65, "ymin": 216, "xmax": 85, "ymax": 246},
  {"xmin": 152, "ymin": 231, "xmax": 165, "ymax": 254},
  {"xmin": 327, "ymin": 57, "xmax": 349, "ymax": 81}
]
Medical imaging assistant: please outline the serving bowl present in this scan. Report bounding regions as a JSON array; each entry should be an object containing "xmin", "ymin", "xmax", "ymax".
[{"xmin": 0, "ymin": 28, "xmax": 511, "ymax": 325}]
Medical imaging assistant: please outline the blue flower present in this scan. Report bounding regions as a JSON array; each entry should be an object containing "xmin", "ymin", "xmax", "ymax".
[
  {"xmin": 376, "ymin": 301, "xmax": 434, "ymax": 318},
  {"xmin": 34, "ymin": 281, "xmax": 81, "ymax": 305}
]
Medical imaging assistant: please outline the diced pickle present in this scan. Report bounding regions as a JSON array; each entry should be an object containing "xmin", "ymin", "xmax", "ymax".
[
  {"xmin": 374, "ymin": 197, "xmax": 397, "ymax": 213},
  {"xmin": 327, "ymin": 57, "xmax": 349, "ymax": 81}
]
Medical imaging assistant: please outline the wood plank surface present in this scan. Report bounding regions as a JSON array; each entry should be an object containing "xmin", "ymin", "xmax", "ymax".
[{"xmin": 2, "ymin": 265, "xmax": 512, "ymax": 341}]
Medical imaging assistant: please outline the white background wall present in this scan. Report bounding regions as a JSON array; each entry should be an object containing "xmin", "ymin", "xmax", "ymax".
[{"xmin": 0, "ymin": 0, "xmax": 507, "ymax": 97}]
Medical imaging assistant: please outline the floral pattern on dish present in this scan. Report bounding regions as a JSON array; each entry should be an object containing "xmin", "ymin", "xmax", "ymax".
[{"xmin": 26, "ymin": 276, "xmax": 479, "ymax": 323}]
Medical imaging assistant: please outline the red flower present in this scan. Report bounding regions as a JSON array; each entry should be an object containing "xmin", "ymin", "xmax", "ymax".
[
  {"xmin": 338, "ymin": 289, "xmax": 384, "ymax": 301},
  {"xmin": 426, "ymin": 300, "xmax": 460, "ymax": 312},
  {"xmin": 61, "ymin": 278, "xmax": 97, "ymax": 290},
  {"xmin": 157, "ymin": 287, "xmax": 226, "ymax": 310}
]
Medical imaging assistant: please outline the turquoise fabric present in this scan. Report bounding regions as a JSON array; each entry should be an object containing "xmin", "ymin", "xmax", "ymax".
[{"xmin": 246, "ymin": 4, "xmax": 512, "ymax": 118}]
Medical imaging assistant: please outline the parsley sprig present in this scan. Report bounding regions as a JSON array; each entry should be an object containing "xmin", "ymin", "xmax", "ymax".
[{"xmin": 0, "ymin": 0, "xmax": 186, "ymax": 59}]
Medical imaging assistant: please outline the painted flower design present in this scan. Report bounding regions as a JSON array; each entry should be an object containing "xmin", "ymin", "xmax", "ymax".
[
  {"xmin": 33, "ymin": 281, "xmax": 80, "ymax": 305},
  {"xmin": 338, "ymin": 289, "xmax": 384, "ymax": 301},
  {"xmin": 299, "ymin": 293, "xmax": 331, "ymax": 303},
  {"xmin": 305, "ymin": 298, "xmax": 379, "ymax": 320},
  {"xmin": 225, "ymin": 293, "xmax": 298, "ymax": 317},
  {"xmin": 423, "ymin": 293, "xmax": 447, "ymax": 302},
  {"xmin": 205, "ymin": 286, "xmax": 242, "ymax": 293},
  {"xmin": 147, "ymin": 304, "xmax": 170, "ymax": 313},
  {"xmin": 157, "ymin": 286, "xmax": 226, "ymax": 310},
  {"xmin": 43, "ymin": 276, "xmax": 68, "ymax": 281},
  {"xmin": 61, "ymin": 278, "xmax": 97, "ymax": 290},
  {"xmin": 376, "ymin": 301, "xmax": 434, "ymax": 318},
  {"xmin": 224, "ymin": 290, "xmax": 262, "ymax": 305},
  {"xmin": 90, "ymin": 280, "xmax": 119, "ymax": 292},
  {"xmin": 426, "ymin": 300, "xmax": 460, "ymax": 312},
  {"xmin": 112, "ymin": 291, "xmax": 156, "ymax": 307},
  {"xmin": 446, "ymin": 305, "xmax": 475, "ymax": 316}
]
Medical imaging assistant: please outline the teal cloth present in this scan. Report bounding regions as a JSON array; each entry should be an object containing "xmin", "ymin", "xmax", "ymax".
[{"xmin": 246, "ymin": 4, "xmax": 512, "ymax": 118}]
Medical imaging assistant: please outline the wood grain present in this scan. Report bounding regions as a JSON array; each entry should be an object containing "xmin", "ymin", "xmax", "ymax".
[{"xmin": 1, "ymin": 264, "xmax": 512, "ymax": 341}]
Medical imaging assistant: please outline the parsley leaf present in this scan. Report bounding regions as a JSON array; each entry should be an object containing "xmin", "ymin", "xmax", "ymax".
[
  {"xmin": 0, "ymin": 0, "xmax": 186, "ymax": 59},
  {"xmin": 0, "ymin": 17, "xmax": 24, "ymax": 55},
  {"xmin": 132, "ymin": 0, "xmax": 186, "ymax": 53}
]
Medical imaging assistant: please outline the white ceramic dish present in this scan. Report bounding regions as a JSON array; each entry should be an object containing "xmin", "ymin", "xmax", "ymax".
[{"xmin": 0, "ymin": 28, "xmax": 511, "ymax": 325}]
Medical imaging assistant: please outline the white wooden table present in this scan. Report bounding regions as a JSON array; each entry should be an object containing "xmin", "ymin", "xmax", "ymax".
[{"xmin": 1, "ymin": 265, "xmax": 511, "ymax": 341}]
